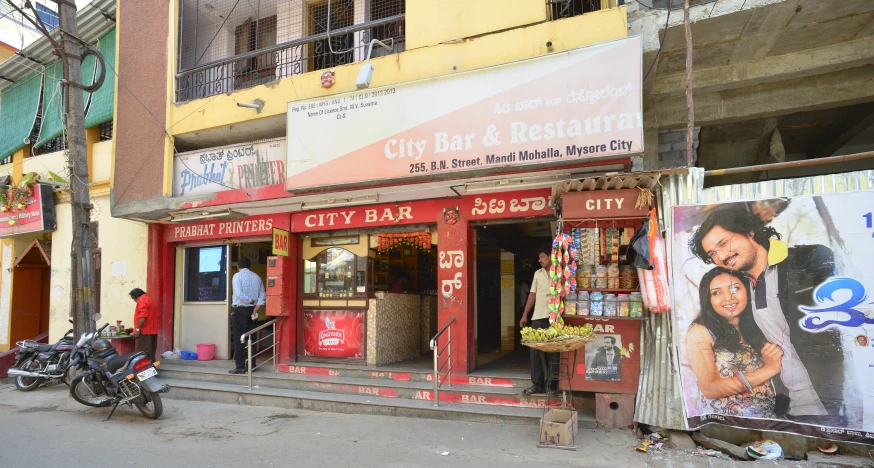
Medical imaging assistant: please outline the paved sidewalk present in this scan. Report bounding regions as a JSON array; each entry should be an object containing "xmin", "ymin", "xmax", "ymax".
[{"xmin": 0, "ymin": 380, "xmax": 646, "ymax": 468}]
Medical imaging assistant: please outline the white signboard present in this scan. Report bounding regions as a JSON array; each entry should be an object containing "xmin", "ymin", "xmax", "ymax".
[
  {"xmin": 173, "ymin": 139, "xmax": 287, "ymax": 197},
  {"xmin": 286, "ymin": 36, "xmax": 643, "ymax": 191}
]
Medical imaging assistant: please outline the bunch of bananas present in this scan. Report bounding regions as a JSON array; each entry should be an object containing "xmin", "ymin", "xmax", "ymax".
[{"xmin": 521, "ymin": 323, "xmax": 593, "ymax": 343}]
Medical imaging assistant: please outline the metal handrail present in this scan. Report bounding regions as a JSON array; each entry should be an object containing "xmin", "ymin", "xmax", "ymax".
[
  {"xmin": 176, "ymin": 14, "xmax": 406, "ymax": 78},
  {"xmin": 241, "ymin": 317, "xmax": 281, "ymax": 391},
  {"xmin": 429, "ymin": 316, "xmax": 456, "ymax": 407}
]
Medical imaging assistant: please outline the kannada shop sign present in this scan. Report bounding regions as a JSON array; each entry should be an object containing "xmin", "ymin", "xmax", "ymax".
[
  {"xmin": 303, "ymin": 310, "xmax": 365, "ymax": 358},
  {"xmin": 173, "ymin": 139, "xmax": 286, "ymax": 197},
  {"xmin": 671, "ymin": 191, "xmax": 874, "ymax": 444},
  {"xmin": 286, "ymin": 36, "xmax": 643, "ymax": 191},
  {"xmin": 0, "ymin": 184, "xmax": 56, "ymax": 238},
  {"xmin": 291, "ymin": 189, "xmax": 551, "ymax": 232}
]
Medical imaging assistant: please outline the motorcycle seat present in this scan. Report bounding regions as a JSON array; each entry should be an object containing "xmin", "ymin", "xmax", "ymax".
[
  {"xmin": 35, "ymin": 344, "xmax": 55, "ymax": 352},
  {"xmin": 104, "ymin": 352, "xmax": 146, "ymax": 374}
]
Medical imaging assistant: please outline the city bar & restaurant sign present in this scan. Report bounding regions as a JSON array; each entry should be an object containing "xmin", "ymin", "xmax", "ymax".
[
  {"xmin": 0, "ymin": 184, "xmax": 56, "ymax": 238},
  {"xmin": 286, "ymin": 36, "xmax": 643, "ymax": 191}
]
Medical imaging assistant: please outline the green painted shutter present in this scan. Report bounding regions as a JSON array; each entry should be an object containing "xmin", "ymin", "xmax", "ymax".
[
  {"xmin": 0, "ymin": 70, "xmax": 42, "ymax": 160},
  {"xmin": 35, "ymin": 60, "xmax": 65, "ymax": 148},
  {"xmin": 84, "ymin": 27, "xmax": 115, "ymax": 128}
]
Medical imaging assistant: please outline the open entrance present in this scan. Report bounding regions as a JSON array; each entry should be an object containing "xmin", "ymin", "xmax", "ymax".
[
  {"xmin": 473, "ymin": 220, "xmax": 554, "ymax": 375},
  {"xmin": 10, "ymin": 240, "xmax": 51, "ymax": 345},
  {"xmin": 178, "ymin": 239, "xmax": 273, "ymax": 362}
]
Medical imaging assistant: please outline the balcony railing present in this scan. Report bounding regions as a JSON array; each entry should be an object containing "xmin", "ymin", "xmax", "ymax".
[
  {"xmin": 546, "ymin": 0, "xmax": 624, "ymax": 21},
  {"xmin": 175, "ymin": 15, "xmax": 405, "ymax": 103}
]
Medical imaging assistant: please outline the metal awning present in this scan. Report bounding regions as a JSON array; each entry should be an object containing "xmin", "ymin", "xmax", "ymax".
[
  {"xmin": 548, "ymin": 169, "xmax": 685, "ymax": 207},
  {"xmin": 0, "ymin": 0, "xmax": 116, "ymax": 92}
]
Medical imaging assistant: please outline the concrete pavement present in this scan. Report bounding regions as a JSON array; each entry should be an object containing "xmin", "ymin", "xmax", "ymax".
[{"xmin": 0, "ymin": 380, "xmax": 646, "ymax": 468}]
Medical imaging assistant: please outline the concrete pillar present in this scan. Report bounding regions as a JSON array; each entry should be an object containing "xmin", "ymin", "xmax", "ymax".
[{"xmin": 436, "ymin": 205, "xmax": 471, "ymax": 375}]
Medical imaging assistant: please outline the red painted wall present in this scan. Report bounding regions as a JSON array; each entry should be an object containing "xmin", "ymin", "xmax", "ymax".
[
  {"xmin": 436, "ymin": 205, "xmax": 472, "ymax": 373},
  {"xmin": 147, "ymin": 224, "xmax": 175, "ymax": 356}
]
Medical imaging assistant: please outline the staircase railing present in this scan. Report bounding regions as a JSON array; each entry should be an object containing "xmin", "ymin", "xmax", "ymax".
[
  {"xmin": 241, "ymin": 318, "xmax": 281, "ymax": 391},
  {"xmin": 429, "ymin": 316, "xmax": 456, "ymax": 407}
]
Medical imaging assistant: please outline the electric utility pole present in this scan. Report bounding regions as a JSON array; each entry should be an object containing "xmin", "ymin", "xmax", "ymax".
[
  {"xmin": 4, "ymin": 0, "xmax": 101, "ymax": 336},
  {"xmin": 56, "ymin": 0, "xmax": 97, "ymax": 337}
]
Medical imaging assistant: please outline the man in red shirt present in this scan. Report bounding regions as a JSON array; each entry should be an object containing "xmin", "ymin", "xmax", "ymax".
[{"xmin": 130, "ymin": 288, "xmax": 159, "ymax": 359}]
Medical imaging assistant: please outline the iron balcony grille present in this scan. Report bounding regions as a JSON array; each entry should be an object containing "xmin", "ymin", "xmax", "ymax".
[{"xmin": 176, "ymin": 0, "xmax": 405, "ymax": 103}]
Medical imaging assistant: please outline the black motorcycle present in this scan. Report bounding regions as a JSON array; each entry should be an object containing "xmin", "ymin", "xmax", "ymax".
[
  {"xmin": 9, "ymin": 325, "xmax": 76, "ymax": 391},
  {"xmin": 68, "ymin": 323, "xmax": 170, "ymax": 420}
]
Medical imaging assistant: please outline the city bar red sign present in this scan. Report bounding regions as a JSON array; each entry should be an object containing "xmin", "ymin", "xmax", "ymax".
[
  {"xmin": 291, "ymin": 189, "xmax": 552, "ymax": 233},
  {"xmin": 561, "ymin": 189, "xmax": 649, "ymax": 219},
  {"xmin": 0, "ymin": 184, "xmax": 57, "ymax": 238}
]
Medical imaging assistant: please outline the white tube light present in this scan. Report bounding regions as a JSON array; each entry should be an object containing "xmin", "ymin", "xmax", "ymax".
[{"xmin": 301, "ymin": 194, "xmax": 379, "ymax": 210}]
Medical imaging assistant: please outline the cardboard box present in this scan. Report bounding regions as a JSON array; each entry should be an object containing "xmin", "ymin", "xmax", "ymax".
[{"xmin": 540, "ymin": 409, "xmax": 578, "ymax": 446}]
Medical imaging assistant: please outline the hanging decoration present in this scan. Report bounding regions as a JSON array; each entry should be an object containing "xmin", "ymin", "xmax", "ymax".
[
  {"xmin": 547, "ymin": 230, "xmax": 578, "ymax": 327},
  {"xmin": 376, "ymin": 231, "xmax": 431, "ymax": 253},
  {"xmin": 0, "ymin": 172, "xmax": 39, "ymax": 227}
]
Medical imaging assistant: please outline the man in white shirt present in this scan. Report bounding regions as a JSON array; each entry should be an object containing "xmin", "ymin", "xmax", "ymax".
[
  {"xmin": 519, "ymin": 248, "xmax": 555, "ymax": 395},
  {"xmin": 230, "ymin": 257, "xmax": 266, "ymax": 374}
]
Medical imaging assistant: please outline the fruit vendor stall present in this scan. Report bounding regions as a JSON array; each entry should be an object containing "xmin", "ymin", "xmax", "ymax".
[{"xmin": 521, "ymin": 182, "xmax": 671, "ymax": 432}]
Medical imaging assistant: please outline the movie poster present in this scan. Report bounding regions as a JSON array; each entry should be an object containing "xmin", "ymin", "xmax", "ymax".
[
  {"xmin": 671, "ymin": 192, "xmax": 874, "ymax": 444},
  {"xmin": 585, "ymin": 334, "xmax": 623, "ymax": 382}
]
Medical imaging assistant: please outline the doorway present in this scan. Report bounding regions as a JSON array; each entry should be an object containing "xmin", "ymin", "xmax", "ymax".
[
  {"xmin": 473, "ymin": 220, "xmax": 554, "ymax": 375},
  {"xmin": 178, "ymin": 240, "xmax": 273, "ymax": 362},
  {"xmin": 9, "ymin": 240, "xmax": 51, "ymax": 345}
]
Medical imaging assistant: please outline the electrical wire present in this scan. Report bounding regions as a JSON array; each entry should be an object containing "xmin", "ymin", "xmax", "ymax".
[
  {"xmin": 325, "ymin": 0, "xmax": 357, "ymax": 55},
  {"xmin": 642, "ymin": 0, "xmax": 671, "ymax": 82}
]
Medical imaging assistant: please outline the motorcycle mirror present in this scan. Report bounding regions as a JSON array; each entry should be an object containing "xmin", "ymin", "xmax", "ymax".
[{"xmin": 93, "ymin": 313, "xmax": 102, "ymax": 322}]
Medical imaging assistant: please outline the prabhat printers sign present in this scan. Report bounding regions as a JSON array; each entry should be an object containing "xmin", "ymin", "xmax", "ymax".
[
  {"xmin": 0, "ymin": 184, "xmax": 56, "ymax": 238},
  {"xmin": 173, "ymin": 139, "xmax": 287, "ymax": 197},
  {"xmin": 286, "ymin": 36, "xmax": 643, "ymax": 192}
]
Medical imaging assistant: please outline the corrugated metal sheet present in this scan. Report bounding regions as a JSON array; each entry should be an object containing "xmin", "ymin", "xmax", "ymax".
[
  {"xmin": 633, "ymin": 168, "xmax": 702, "ymax": 430},
  {"xmin": 699, "ymin": 170, "xmax": 874, "ymax": 203}
]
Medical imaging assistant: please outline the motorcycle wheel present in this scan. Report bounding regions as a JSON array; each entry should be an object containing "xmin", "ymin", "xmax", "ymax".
[
  {"xmin": 14, "ymin": 358, "xmax": 44, "ymax": 392},
  {"xmin": 70, "ymin": 373, "xmax": 112, "ymax": 407},
  {"xmin": 135, "ymin": 391, "xmax": 163, "ymax": 419}
]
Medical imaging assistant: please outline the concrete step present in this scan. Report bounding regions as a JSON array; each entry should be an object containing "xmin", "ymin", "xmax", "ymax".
[
  {"xmin": 160, "ymin": 378, "xmax": 597, "ymax": 427},
  {"xmin": 158, "ymin": 364, "xmax": 580, "ymax": 410},
  {"xmin": 160, "ymin": 358, "xmax": 533, "ymax": 388}
]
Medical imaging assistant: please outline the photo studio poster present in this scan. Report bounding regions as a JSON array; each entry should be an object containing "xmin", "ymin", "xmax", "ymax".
[{"xmin": 671, "ymin": 191, "xmax": 874, "ymax": 444}]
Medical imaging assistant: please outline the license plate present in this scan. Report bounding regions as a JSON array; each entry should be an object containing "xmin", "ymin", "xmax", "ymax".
[{"xmin": 137, "ymin": 367, "xmax": 157, "ymax": 381}]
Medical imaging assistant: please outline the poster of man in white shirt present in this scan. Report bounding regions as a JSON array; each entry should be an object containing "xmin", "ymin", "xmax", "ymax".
[{"xmin": 586, "ymin": 334, "xmax": 623, "ymax": 382}]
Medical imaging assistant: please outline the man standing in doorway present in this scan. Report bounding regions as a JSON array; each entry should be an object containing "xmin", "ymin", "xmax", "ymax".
[
  {"xmin": 230, "ymin": 257, "xmax": 266, "ymax": 375},
  {"xmin": 130, "ymin": 288, "xmax": 159, "ymax": 359},
  {"xmin": 519, "ymin": 248, "xmax": 556, "ymax": 395}
]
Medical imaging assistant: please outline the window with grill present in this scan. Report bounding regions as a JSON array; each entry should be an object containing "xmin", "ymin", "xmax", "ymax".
[
  {"xmin": 308, "ymin": 0, "xmax": 355, "ymax": 73},
  {"xmin": 547, "ymin": 0, "xmax": 621, "ymax": 21},
  {"xmin": 234, "ymin": 16, "xmax": 278, "ymax": 89}
]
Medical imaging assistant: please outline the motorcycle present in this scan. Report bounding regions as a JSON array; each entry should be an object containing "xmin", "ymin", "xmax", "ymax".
[
  {"xmin": 8, "ymin": 322, "xmax": 76, "ymax": 391},
  {"xmin": 68, "ymin": 323, "xmax": 170, "ymax": 420}
]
